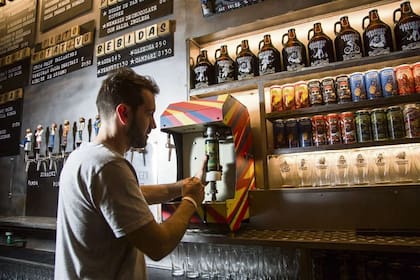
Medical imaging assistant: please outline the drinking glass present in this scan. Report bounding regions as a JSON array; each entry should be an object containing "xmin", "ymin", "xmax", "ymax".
[
  {"xmin": 391, "ymin": 147, "xmax": 412, "ymax": 183},
  {"xmin": 279, "ymin": 155, "xmax": 297, "ymax": 187},
  {"xmin": 296, "ymin": 154, "xmax": 313, "ymax": 187},
  {"xmin": 314, "ymin": 153, "xmax": 330, "ymax": 187},
  {"xmin": 410, "ymin": 144, "xmax": 420, "ymax": 182},
  {"xmin": 170, "ymin": 243, "xmax": 186, "ymax": 277},
  {"xmin": 186, "ymin": 243, "xmax": 200, "ymax": 278},
  {"xmin": 333, "ymin": 151, "xmax": 350, "ymax": 186},
  {"xmin": 352, "ymin": 151, "xmax": 369, "ymax": 185},
  {"xmin": 371, "ymin": 149, "xmax": 390, "ymax": 184}
]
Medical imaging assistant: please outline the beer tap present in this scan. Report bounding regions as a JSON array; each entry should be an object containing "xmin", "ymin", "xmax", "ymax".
[
  {"xmin": 204, "ymin": 126, "xmax": 222, "ymax": 201},
  {"xmin": 72, "ymin": 121, "xmax": 77, "ymax": 150},
  {"xmin": 165, "ymin": 133, "xmax": 175, "ymax": 161},
  {"xmin": 87, "ymin": 118, "xmax": 92, "ymax": 142},
  {"xmin": 61, "ymin": 120, "xmax": 70, "ymax": 158},
  {"xmin": 93, "ymin": 114, "xmax": 101, "ymax": 136},
  {"xmin": 22, "ymin": 128, "xmax": 33, "ymax": 162},
  {"xmin": 76, "ymin": 117, "xmax": 85, "ymax": 147},
  {"xmin": 48, "ymin": 123, "xmax": 58, "ymax": 171}
]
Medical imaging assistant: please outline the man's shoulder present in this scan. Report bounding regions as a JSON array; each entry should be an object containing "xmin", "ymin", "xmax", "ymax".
[{"xmin": 67, "ymin": 142, "xmax": 124, "ymax": 168}]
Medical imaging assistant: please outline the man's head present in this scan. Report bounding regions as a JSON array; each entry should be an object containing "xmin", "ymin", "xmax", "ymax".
[{"xmin": 96, "ymin": 67, "xmax": 160, "ymax": 149}]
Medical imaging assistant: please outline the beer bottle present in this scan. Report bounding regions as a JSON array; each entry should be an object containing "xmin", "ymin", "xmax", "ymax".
[
  {"xmin": 258, "ymin": 34, "xmax": 281, "ymax": 75},
  {"xmin": 193, "ymin": 50, "xmax": 215, "ymax": 88},
  {"xmin": 282, "ymin": 28, "xmax": 307, "ymax": 71},
  {"xmin": 334, "ymin": 16, "xmax": 363, "ymax": 61},
  {"xmin": 363, "ymin": 9, "xmax": 393, "ymax": 56},
  {"xmin": 214, "ymin": 45, "xmax": 236, "ymax": 84},
  {"xmin": 393, "ymin": 1, "xmax": 420, "ymax": 51},
  {"xmin": 236, "ymin": 39, "xmax": 259, "ymax": 80},
  {"xmin": 307, "ymin": 22, "xmax": 335, "ymax": 66}
]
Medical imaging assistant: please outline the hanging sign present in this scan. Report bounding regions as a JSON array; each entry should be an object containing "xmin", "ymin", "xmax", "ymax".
[
  {"xmin": 40, "ymin": 0, "xmax": 93, "ymax": 32},
  {"xmin": 99, "ymin": 0, "xmax": 173, "ymax": 38},
  {"xmin": 0, "ymin": 48, "xmax": 31, "ymax": 92},
  {"xmin": 0, "ymin": 88, "xmax": 24, "ymax": 157},
  {"xmin": 31, "ymin": 20, "xmax": 95, "ymax": 85},
  {"xmin": 96, "ymin": 20, "xmax": 174, "ymax": 77},
  {"xmin": 214, "ymin": 0, "xmax": 261, "ymax": 14},
  {"xmin": 0, "ymin": 0, "xmax": 37, "ymax": 56}
]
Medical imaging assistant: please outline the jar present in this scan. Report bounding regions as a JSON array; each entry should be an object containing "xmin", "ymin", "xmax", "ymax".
[
  {"xmin": 334, "ymin": 16, "xmax": 363, "ymax": 61},
  {"xmin": 282, "ymin": 28, "xmax": 307, "ymax": 71},
  {"xmin": 362, "ymin": 9, "xmax": 393, "ymax": 56},
  {"xmin": 307, "ymin": 22, "xmax": 334, "ymax": 66},
  {"xmin": 393, "ymin": 1, "xmax": 420, "ymax": 51},
  {"xmin": 258, "ymin": 34, "xmax": 281, "ymax": 75},
  {"xmin": 214, "ymin": 45, "xmax": 236, "ymax": 84},
  {"xmin": 236, "ymin": 39, "xmax": 259, "ymax": 80}
]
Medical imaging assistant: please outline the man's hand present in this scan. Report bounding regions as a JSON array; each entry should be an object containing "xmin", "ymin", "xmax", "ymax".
[
  {"xmin": 194, "ymin": 156, "xmax": 208, "ymax": 186},
  {"xmin": 182, "ymin": 177, "xmax": 205, "ymax": 207}
]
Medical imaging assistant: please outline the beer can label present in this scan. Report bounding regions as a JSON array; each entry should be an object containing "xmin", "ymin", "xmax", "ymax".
[
  {"xmin": 395, "ymin": 64, "xmax": 415, "ymax": 95},
  {"xmin": 270, "ymin": 85, "xmax": 283, "ymax": 112},
  {"xmin": 349, "ymin": 72, "xmax": 367, "ymax": 101},
  {"xmin": 326, "ymin": 113, "xmax": 342, "ymax": 144},
  {"xmin": 371, "ymin": 108, "xmax": 389, "ymax": 141},
  {"xmin": 387, "ymin": 106, "xmax": 405, "ymax": 139},
  {"xmin": 403, "ymin": 104, "xmax": 420, "ymax": 138},
  {"xmin": 273, "ymin": 119, "xmax": 286, "ymax": 148},
  {"xmin": 285, "ymin": 118, "xmax": 299, "ymax": 147},
  {"xmin": 412, "ymin": 62, "xmax": 420, "ymax": 93},
  {"xmin": 321, "ymin": 77, "xmax": 337, "ymax": 104},
  {"xmin": 311, "ymin": 115, "xmax": 327, "ymax": 146},
  {"xmin": 355, "ymin": 110, "xmax": 372, "ymax": 142},
  {"xmin": 340, "ymin": 112, "xmax": 356, "ymax": 144},
  {"xmin": 282, "ymin": 84, "xmax": 296, "ymax": 110},
  {"xmin": 364, "ymin": 70, "xmax": 382, "ymax": 99},
  {"xmin": 308, "ymin": 79, "xmax": 323, "ymax": 105},
  {"xmin": 336, "ymin": 75, "xmax": 352, "ymax": 103},
  {"xmin": 379, "ymin": 67, "xmax": 398, "ymax": 97},
  {"xmin": 294, "ymin": 82, "xmax": 309, "ymax": 109},
  {"xmin": 298, "ymin": 117, "xmax": 313, "ymax": 147}
]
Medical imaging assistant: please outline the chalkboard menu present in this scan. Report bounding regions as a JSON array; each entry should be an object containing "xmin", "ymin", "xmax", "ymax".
[
  {"xmin": 0, "ymin": 0, "xmax": 37, "ymax": 56},
  {"xmin": 214, "ymin": 0, "xmax": 262, "ymax": 14},
  {"xmin": 97, "ymin": 20, "xmax": 174, "ymax": 77},
  {"xmin": 99, "ymin": 0, "xmax": 173, "ymax": 38},
  {"xmin": 0, "ymin": 52, "xmax": 31, "ymax": 93},
  {"xmin": 40, "ymin": 0, "xmax": 93, "ymax": 32},
  {"xmin": 0, "ymin": 88, "xmax": 24, "ymax": 157},
  {"xmin": 25, "ymin": 161, "xmax": 61, "ymax": 217},
  {"xmin": 31, "ymin": 20, "xmax": 96, "ymax": 85}
]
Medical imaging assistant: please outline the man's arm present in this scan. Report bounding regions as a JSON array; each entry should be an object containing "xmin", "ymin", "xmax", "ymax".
[{"xmin": 140, "ymin": 182, "xmax": 182, "ymax": 205}]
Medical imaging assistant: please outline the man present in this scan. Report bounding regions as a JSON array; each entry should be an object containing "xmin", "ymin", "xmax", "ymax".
[{"xmin": 54, "ymin": 67, "xmax": 205, "ymax": 279}]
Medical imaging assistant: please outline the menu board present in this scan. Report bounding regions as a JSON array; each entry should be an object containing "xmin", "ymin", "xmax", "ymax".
[
  {"xmin": 0, "ymin": 55, "xmax": 31, "ymax": 92},
  {"xmin": 0, "ymin": 88, "xmax": 24, "ymax": 157},
  {"xmin": 31, "ymin": 21, "xmax": 95, "ymax": 85},
  {"xmin": 97, "ymin": 20, "xmax": 174, "ymax": 77},
  {"xmin": 0, "ymin": 0, "xmax": 37, "ymax": 56},
  {"xmin": 214, "ymin": 0, "xmax": 262, "ymax": 14},
  {"xmin": 40, "ymin": 0, "xmax": 93, "ymax": 32},
  {"xmin": 99, "ymin": 0, "xmax": 173, "ymax": 38}
]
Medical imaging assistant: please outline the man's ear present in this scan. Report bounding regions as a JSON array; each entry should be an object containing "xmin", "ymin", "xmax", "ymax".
[{"xmin": 116, "ymin": 104, "xmax": 130, "ymax": 125}]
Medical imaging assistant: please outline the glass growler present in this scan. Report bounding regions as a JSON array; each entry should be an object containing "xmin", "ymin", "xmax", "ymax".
[
  {"xmin": 236, "ymin": 39, "xmax": 259, "ymax": 80},
  {"xmin": 334, "ymin": 16, "xmax": 363, "ymax": 61},
  {"xmin": 258, "ymin": 34, "xmax": 281, "ymax": 75},
  {"xmin": 363, "ymin": 9, "xmax": 393, "ymax": 56},
  {"xmin": 393, "ymin": 1, "xmax": 420, "ymax": 51},
  {"xmin": 193, "ymin": 50, "xmax": 215, "ymax": 88},
  {"xmin": 214, "ymin": 45, "xmax": 236, "ymax": 84},
  {"xmin": 282, "ymin": 28, "xmax": 307, "ymax": 71},
  {"xmin": 307, "ymin": 22, "xmax": 334, "ymax": 66}
]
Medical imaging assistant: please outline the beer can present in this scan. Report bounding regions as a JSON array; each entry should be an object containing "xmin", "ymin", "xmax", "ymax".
[
  {"xmin": 349, "ymin": 72, "xmax": 368, "ymax": 101},
  {"xmin": 355, "ymin": 109, "xmax": 372, "ymax": 142},
  {"xmin": 282, "ymin": 84, "xmax": 296, "ymax": 111},
  {"xmin": 308, "ymin": 79, "xmax": 323, "ymax": 106},
  {"xmin": 403, "ymin": 103, "xmax": 420, "ymax": 138},
  {"xmin": 311, "ymin": 115, "xmax": 327, "ymax": 146},
  {"xmin": 325, "ymin": 113, "xmax": 342, "ymax": 144},
  {"xmin": 285, "ymin": 118, "xmax": 299, "ymax": 148},
  {"xmin": 395, "ymin": 64, "xmax": 415, "ymax": 95},
  {"xmin": 270, "ymin": 85, "xmax": 283, "ymax": 112},
  {"xmin": 294, "ymin": 81, "xmax": 309, "ymax": 109},
  {"xmin": 321, "ymin": 77, "xmax": 337, "ymax": 104},
  {"xmin": 273, "ymin": 119, "xmax": 286, "ymax": 148},
  {"xmin": 412, "ymin": 62, "xmax": 420, "ymax": 93},
  {"xmin": 387, "ymin": 106, "xmax": 405, "ymax": 139},
  {"xmin": 298, "ymin": 117, "xmax": 312, "ymax": 147},
  {"xmin": 340, "ymin": 112, "xmax": 356, "ymax": 144},
  {"xmin": 335, "ymin": 75, "xmax": 352, "ymax": 103},
  {"xmin": 364, "ymin": 69, "xmax": 382, "ymax": 99},
  {"xmin": 379, "ymin": 67, "xmax": 398, "ymax": 97},
  {"xmin": 371, "ymin": 108, "xmax": 389, "ymax": 141}
]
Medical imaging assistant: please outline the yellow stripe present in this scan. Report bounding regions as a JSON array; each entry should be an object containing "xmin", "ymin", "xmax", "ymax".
[
  {"xmin": 166, "ymin": 109, "xmax": 197, "ymax": 125},
  {"xmin": 190, "ymin": 100, "xmax": 224, "ymax": 109}
]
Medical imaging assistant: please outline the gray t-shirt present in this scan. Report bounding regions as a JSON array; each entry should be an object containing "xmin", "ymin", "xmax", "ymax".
[{"xmin": 54, "ymin": 142, "xmax": 154, "ymax": 279}]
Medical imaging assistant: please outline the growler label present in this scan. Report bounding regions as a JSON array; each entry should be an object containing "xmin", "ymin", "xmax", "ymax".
[
  {"xmin": 194, "ymin": 65, "xmax": 211, "ymax": 88},
  {"xmin": 365, "ymin": 27, "xmax": 391, "ymax": 56},
  {"xmin": 398, "ymin": 20, "xmax": 420, "ymax": 50},
  {"xmin": 308, "ymin": 40, "xmax": 330, "ymax": 66},
  {"xmin": 284, "ymin": 46, "xmax": 305, "ymax": 71},
  {"xmin": 338, "ymin": 33, "xmax": 362, "ymax": 61},
  {"xmin": 259, "ymin": 50, "xmax": 276, "ymax": 75},
  {"xmin": 216, "ymin": 60, "xmax": 235, "ymax": 83},
  {"xmin": 237, "ymin": 56, "xmax": 254, "ymax": 80}
]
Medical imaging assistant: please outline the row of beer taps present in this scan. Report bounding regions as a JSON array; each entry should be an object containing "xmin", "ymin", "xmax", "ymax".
[{"xmin": 21, "ymin": 115, "xmax": 101, "ymax": 172}]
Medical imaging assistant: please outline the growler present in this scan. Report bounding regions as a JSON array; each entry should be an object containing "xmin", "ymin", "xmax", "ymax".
[
  {"xmin": 189, "ymin": 57, "xmax": 195, "ymax": 89},
  {"xmin": 258, "ymin": 34, "xmax": 281, "ymax": 75},
  {"xmin": 193, "ymin": 50, "xmax": 215, "ymax": 88},
  {"xmin": 236, "ymin": 39, "xmax": 259, "ymax": 80},
  {"xmin": 307, "ymin": 22, "xmax": 335, "ymax": 66},
  {"xmin": 393, "ymin": 1, "xmax": 420, "ymax": 51},
  {"xmin": 282, "ymin": 28, "xmax": 307, "ymax": 71},
  {"xmin": 363, "ymin": 9, "xmax": 393, "ymax": 56},
  {"xmin": 214, "ymin": 45, "xmax": 236, "ymax": 84},
  {"xmin": 334, "ymin": 16, "xmax": 363, "ymax": 61}
]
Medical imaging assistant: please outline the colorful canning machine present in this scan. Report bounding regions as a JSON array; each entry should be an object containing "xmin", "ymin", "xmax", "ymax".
[{"xmin": 160, "ymin": 95, "xmax": 255, "ymax": 231}]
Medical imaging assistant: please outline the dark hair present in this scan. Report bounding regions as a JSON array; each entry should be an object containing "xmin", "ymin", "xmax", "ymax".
[{"xmin": 96, "ymin": 67, "xmax": 159, "ymax": 119}]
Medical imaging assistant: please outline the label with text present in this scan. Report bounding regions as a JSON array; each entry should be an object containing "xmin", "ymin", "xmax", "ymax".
[{"xmin": 0, "ymin": 88, "xmax": 23, "ymax": 157}]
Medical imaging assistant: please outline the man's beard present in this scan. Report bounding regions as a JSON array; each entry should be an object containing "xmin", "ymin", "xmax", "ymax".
[{"xmin": 128, "ymin": 117, "xmax": 147, "ymax": 149}]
